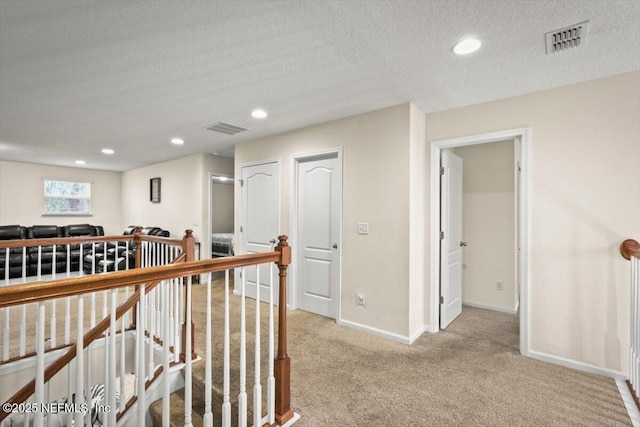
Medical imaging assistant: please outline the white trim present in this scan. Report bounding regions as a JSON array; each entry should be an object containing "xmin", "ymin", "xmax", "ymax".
[
  {"xmin": 462, "ymin": 301, "xmax": 518, "ymax": 315},
  {"xmin": 429, "ymin": 127, "xmax": 532, "ymax": 358},
  {"xmin": 290, "ymin": 147, "xmax": 343, "ymax": 318},
  {"xmin": 337, "ymin": 319, "xmax": 413, "ymax": 344},
  {"xmin": 528, "ymin": 350, "xmax": 626, "ymax": 380},
  {"xmin": 616, "ymin": 379, "xmax": 640, "ymax": 427},
  {"xmin": 408, "ymin": 325, "xmax": 430, "ymax": 344}
]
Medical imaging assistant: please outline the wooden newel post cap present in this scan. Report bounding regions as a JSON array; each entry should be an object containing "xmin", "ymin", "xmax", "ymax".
[
  {"xmin": 134, "ymin": 226, "xmax": 143, "ymax": 234},
  {"xmin": 184, "ymin": 229, "xmax": 194, "ymax": 239},
  {"xmin": 276, "ymin": 235, "xmax": 291, "ymax": 266},
  {"xmin": 620, "ymin": 239, "xmax": 640, "ymax": 261}
]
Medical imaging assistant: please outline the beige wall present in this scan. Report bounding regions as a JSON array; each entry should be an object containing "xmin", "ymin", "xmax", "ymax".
[
  {"xmin": 426, "ymin": 71, "xmax": 640, "ymax": 372},
  {"xmin": 0, "ymin": 160, "xmax": 122, "ymax": 234},
  {"xmin": 453, "ymin": 140, "xmax": 516, "ymax": 313},
  {"xmin": 121, "ymin": 154, "xmax": 204, "ymax": 241},
  {"xmin": 211, "ymin": 182, "xmax": 234, "ymax": 233},
  {"xmin": 235, "ymin": 104, "xmax": 412, "ymax": 336}
]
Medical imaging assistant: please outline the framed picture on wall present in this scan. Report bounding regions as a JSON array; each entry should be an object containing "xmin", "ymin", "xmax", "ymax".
[{"xmin": 150, "ymin": 177, "xmax": 161, "ymax": 203}]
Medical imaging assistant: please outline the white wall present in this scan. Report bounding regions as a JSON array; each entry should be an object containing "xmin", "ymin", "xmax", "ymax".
[
  {"xmin": 235, "ymin": 104, "xmax": 412, "ymax": 337},
  {"xmin": 121, "ymin": 154, "xmax": 204, "ymax": 241},
  {"xmin": 0, "ymin": 160, "xmax": 122, "ymax": 234},
  {"xmin": 453, "ymin": 140, "xmax": 516, "ymax": 313},
  {"xmin": 425, "ymin": 71, "xmax": 640, "ymax": 372}
]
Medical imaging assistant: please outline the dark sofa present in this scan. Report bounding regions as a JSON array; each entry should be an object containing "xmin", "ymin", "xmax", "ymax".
[{"xmin": 0, "ymin": 224, "xmax": 169, "ymax": 279}]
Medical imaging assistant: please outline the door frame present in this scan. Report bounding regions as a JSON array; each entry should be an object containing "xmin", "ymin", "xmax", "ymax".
[
  {"xmin": 207, "ymin": 171, "xmax": 235, "ymax": 259},
  {"xmin": 289, "ymin": 147, "xmax": 343, "ymax": 317},
  {"xmin": 429, "ymin": 128, "xmax": 531, "ymax": 356},
  {"xmin": 236, "ymin": 158, "xmax": 282, "ymax": 297}
]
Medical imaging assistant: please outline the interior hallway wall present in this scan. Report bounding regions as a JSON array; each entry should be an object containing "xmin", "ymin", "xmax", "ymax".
[{"xmin": 425, "ymin": 71, "xmax": 640, "ymax": 372}]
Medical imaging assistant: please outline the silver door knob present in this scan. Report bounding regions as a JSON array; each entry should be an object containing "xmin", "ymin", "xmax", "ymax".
[
  {"xmin": 460, "ymin": 241, "xmax": 467, "ymax": 247},
  {"xmin": 332, "ymin": 243, "xmax": 338, "ymax": 249},
  {"xmin": 270, "ymin": 239, "xmax": 276, "ymax": 244}
]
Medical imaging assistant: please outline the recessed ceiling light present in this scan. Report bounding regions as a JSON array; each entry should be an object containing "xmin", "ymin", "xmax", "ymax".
[
  {"xmin": 101, "ymin": 148, "xmax": 114, "ymax": 155},
  {"xmin": 75, "ymin": 160, "xmax": 85, "ymax": 165},
  {"xmin": 251, "ymin": 109, "xmax": 268, "ymax": 119},
  {"xmin": 452, "ymin": 38, "xmax": 482, "ymax": 55},
  {"xmin": 171, "ymin": 138, "xmax": 185, "ymax": 145}
]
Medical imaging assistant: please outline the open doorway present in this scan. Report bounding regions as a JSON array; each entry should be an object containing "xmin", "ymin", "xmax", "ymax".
[
  {"xmin": 430, "ymin": 128, "xmax": 531, "ymax": 356},
  {"xmin": 210, "ymin": 173, "xmax": 235, "ymax": 259}
]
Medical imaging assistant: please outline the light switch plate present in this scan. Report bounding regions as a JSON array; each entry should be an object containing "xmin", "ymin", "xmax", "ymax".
[{"xmin": 358, "ymin": 223, "xmax": 369, "ymax": 235}]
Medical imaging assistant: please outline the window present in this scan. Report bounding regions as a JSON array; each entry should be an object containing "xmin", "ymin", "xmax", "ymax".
[{"xmin": 43, "ymin": 179, "xmax": 92, "ymax": 215}]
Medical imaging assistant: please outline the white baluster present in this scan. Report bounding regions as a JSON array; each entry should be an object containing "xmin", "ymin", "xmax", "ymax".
[
  {"xmin": 19, "ymin": 302, "xmax": 26, "ymax": 357},
  {"xmin": 184, "ymin": 276, "xmax": 193, "ymax": 427},
  {"xmin": 120, "ymin": 298, "xmax": 127, "ymax": 412},
  {"xmin": 203, "ymin": 273, "xmax": 213, "ymax": 427},
  {"xmin": 222, "ymin": 268, "xmax": 231, "ymax": 427},
  {"xmin": 174, "ymin": 278, "xmax": 181, "ymax": 361},
  {"xmin": 238, "ymin": 267, "xmax": 247, "ymax": 427},
  {"xmin": 74, "ymin": 295, "xmax": 84, "ymax": 427},
  {"xmin": 67, "ymin": 362, "xmax": 72, "ymax": 427},
  {"xmin": 632, "ymin": 254, "xmax": 636, "ymax": 396},
  {"xmin": 162, "ymin": 280, "xmax": 171, "ymax": 427},
  {"xmin": 136, "ymin": 284, "xmax": 146, "ymax": 427},
  {"xmin": 106, "ymin": 290, "xmax": 117, "ymax": 426},
  {"xmin": 148, "ymin": 286, "xmax": 155, "ymax": 377},
  {"xmin": 253, "ymin": 264, "xmax": 262, "ymax": 427},
  {"xmin": 630, "ymin": 256, "xmax": 640, "ymax": 397},
  {"xmin": 64, "ymin": 296, "xmax": 71, "ymax": 346},
  {"xmin": 268, "ymin": 262, "xmax": 275, "ymax": 424},
  {"xmin": 2, "ymin": 248, "xmax": 8, "ymax": 361},
  {"xmin": 34, "ymin": 301, "xmax": 45, "ymax": 427}
]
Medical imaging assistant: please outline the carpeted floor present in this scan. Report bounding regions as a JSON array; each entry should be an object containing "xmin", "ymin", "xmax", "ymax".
[
  {"xmin": 3, "ymin": 277, "xmax": 632, "ymax": 426},
  {"xmin": 188, "ymin": 278, "xmax": 631, "ymax": 426}
]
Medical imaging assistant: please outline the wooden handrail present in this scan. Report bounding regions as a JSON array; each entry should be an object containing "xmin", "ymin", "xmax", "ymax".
[
  {"xmin": 0, "ymin": 253, "xmax": 187, "ymax": 422},
  {"xmin": 621, "ymin": 239, "xmax": 640, "ymax": 261},
  {"xmin": 1, "ymin": 286, "xmax": 149, "ymax": 420},
  {"xmin": 0, "ymin": 251, "xmax": 280, "ymax": 308},
  {"xmin": 0, "ymin": 233, "xmax": 185, "ymax": 249}
]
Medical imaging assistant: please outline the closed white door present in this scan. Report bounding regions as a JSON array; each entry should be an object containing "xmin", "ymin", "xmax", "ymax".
[
  {"xmin": 440, "ymin": 150, "xmax": 463, "ymax": 328},
  {"xmin": 241, "ymin": 161, "xmax": 280, "ymax": 302},
  {"xmin": 297, "ymin": 155, "xmax": 341, "ymax": 319}
]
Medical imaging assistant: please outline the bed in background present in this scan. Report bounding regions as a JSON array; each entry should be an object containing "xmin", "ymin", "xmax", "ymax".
[{"xmin": 211, "ymin": 233, "xmax": 234, "ymax": 257}]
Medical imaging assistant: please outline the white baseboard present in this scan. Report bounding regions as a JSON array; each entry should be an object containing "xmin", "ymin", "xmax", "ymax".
[
  {"xmin": 337, "ymin": 318, "xmax": 412, "ymax": 344},
  {"xmin": 408, "ymin": 325, "xmax": 430, "ymax": 344},
  {"xmin": 616, "ymin": 379, "xmax": 640, "ymax": 426},
  {"xmin": 528, "ymin": 350, "xmax": 626, "ymax": 380},
  {"xmin": 463, "ymin": 301, "xmax": 517, "ymax": 315}
]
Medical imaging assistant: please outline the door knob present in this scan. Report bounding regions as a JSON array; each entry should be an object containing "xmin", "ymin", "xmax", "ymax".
[
  {"xmin": 270, "ymin": 239, "xmax": 276, "ymax": 244},
  {"xmin": 332, "ymin": 243, "xmax": 338, "ymax": 249},
  {"xmin": 460, "ymin": 241, "xmax": 467, "ymax": 247}
]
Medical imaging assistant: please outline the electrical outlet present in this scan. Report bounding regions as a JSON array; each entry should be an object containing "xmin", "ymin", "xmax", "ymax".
[
  {"xmin": 357, "ymin": 293, "xmax": 366, "ymax": 306},
  {"xmin": 496, "ymin": 281, "xmax": 503, "ymax": 291}
]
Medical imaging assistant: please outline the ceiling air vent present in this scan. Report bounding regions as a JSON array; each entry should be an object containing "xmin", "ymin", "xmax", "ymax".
[
  {"xmin": 205, "ymin": 121, "xmax": 248, "ymax": 135},
  {"xmin": 546, "ymin": 21, "xmax": 588, "ymax": 54}
]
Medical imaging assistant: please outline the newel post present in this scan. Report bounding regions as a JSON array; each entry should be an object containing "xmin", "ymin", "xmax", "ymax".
[
  {"xmin": 181, "ymin": 229, "xmax": 196, "ymax": 362},
  {"xmin": 274, "ymin": 235, "xmax": 294, "ymax": 425}
]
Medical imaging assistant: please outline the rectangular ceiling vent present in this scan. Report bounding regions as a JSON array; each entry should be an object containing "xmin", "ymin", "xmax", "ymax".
[
  {"xmin": 546, "ymin": 21, "xmax": 588, "ymax": 54},
  {"xmin": 205, "ymin": 121, "xmax": 248, "ymax": 135}
]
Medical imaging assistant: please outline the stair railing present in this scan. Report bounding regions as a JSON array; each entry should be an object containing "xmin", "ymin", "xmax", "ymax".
[
  {"xmin": 621, "ymin": 238, "xmax": 640, "ymax": 406},
  {"xmin": 0, "ymin": 233, "xmax": 294, "ymax": 427}
]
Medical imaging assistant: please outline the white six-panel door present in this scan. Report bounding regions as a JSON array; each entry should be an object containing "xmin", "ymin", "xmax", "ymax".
[
  {"xmin": 440, "ymin": 150, "xmax": 463, "ymax": 328},
  {"xmin": 241, "ymin": 161, "xmax": 280, "ymax": 302},
  {"xmin": 296, "ymin": 155, "xmax": 341, "ymax": 319}
]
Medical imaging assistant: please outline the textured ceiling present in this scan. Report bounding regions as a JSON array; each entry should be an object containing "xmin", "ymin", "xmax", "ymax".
[{"xmin": 1, "ymin": 0, "xmax": 638, "ymax": 172}]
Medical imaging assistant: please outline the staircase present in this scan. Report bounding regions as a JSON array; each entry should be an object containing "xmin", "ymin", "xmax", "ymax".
[{"xmin": 1, "ymin": 230, "xmax": 297, "ymax": 427}]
